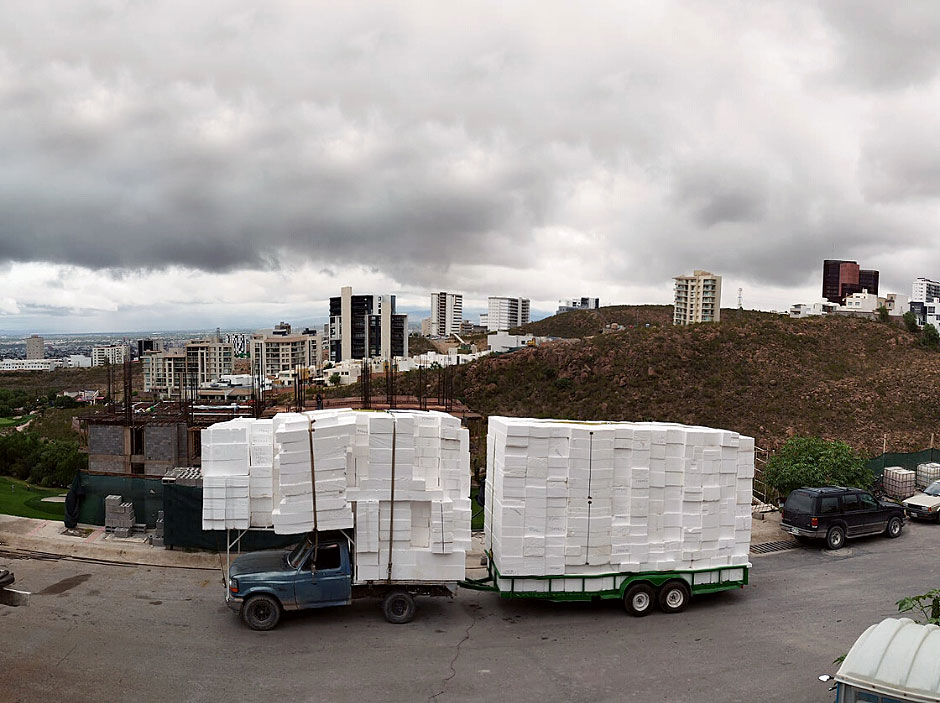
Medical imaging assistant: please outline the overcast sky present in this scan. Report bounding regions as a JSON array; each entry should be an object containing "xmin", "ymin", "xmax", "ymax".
[{"xmin": 2, "ymin": 1, "xmax": 939, "ymax": 333}]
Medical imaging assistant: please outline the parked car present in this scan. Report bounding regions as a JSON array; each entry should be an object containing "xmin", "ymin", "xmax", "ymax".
[
  {"xmin": 780, "ymin": 486, "xmax": 905, "ymax": 550},
  {"xmin": 902, "ymin": 480, "xmax": 940, "ymax": 522}
]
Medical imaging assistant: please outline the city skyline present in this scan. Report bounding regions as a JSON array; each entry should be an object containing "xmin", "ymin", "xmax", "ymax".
[{"xmin": 2, "ymin": 2, "xmax": 940, "ymax": 332}]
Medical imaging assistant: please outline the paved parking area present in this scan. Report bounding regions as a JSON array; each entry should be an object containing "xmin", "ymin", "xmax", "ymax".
[{"xmin": 2, "ymin": 518, "xmax": 938, "ymax": 703}]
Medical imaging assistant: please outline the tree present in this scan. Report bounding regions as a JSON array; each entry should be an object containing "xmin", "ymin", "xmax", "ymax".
[
  {"xmin": 877, "ymin": 306, "xmax": 890, "ymax": 323},
  {"xmin": 762, "ymin": 436, "xmax": 871, "ymax": 498},
  {"xmin": 898, "ymin": 589, "xmax": 940, "ymax": 625},
  {"xmin": 923, "ymin": 324, "xmax": 940, "ymax": 349},
  {"xmin": 903, "ymin": 311, "xmax": 920, "ymax": 333},
  {"xmin": 329, "ymin": 373, "xmax": 341, "ymax": 386}
]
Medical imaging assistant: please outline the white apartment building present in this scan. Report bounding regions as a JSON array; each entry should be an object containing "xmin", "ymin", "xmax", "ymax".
[
  {"xmin": 25, "ymin": 335, "xmax": 44, "ymax": 359},
  {"xmin": 912, "ymin": 277, "xmax": 940, "ymax": 303},
  {"xmin": 92, "ymin": 344, "xmax": 128, "ymax": 366},
  {"xmin": 251, "ymin": 326, "xmax": 320, "ymax": 378},
  {"xmin": 673, "ymin": 271, "xmax": 721, "ymax": 325},
  {"xmin": 67, "ymin": 355, "xmax": 92, "ymax": 368},
  {"xmin": 430, "ymin": 292, "xmax": 463, "ymax": 337},
  {"xmin": 486, "ymin": 296, "xmax": 530, "ymax": 332},
  {"xmin": 186, "ymin": 340, "xmax": 234, "ymax": 385},
  {"xmin": 0, "ymin": 358, "xmax": 65, "ymax": 372},
  {"xmin": 143, "ymin": 349, "xmax": 187, "ymax": 396}
]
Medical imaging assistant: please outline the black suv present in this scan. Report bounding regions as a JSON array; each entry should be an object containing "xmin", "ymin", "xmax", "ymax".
[{"xmin": 781, "ymin": 486, "xmax": 905, "ymax": 550}]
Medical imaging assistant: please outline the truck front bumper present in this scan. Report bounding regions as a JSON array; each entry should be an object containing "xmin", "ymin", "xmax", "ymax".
[{"xmin": 225, "ymin": 592, "xmax": 243, "ymax": 613}]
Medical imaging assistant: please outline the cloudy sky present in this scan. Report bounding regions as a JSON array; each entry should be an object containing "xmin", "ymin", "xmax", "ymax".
[{"xmin": 2, "ymin": 1, "xmax": 939, "ymax": 333}]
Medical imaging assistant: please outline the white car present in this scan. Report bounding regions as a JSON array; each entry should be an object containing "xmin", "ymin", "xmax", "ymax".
[{"xmin": 903, "ymin": 480, "xmax": 940, "ymax": 522}]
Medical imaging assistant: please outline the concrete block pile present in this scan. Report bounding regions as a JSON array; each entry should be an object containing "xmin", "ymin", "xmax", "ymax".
[
  {"xmin": 152, "ymin": 509, "xmax": 165, "ymax": 547},
  {"xmin": 201, "ymin": 409, "xmax": 472, "ymax": 583},
  {"xmin": 484, "ymin": 417, "xmax": 754, "ymax": 588},
  {"xmin": 105, "ymin": 494, "xmax": 136, "ymax": 538}
]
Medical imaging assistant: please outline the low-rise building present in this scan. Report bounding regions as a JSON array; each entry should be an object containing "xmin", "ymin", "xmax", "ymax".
[
  {"xmin": 789, "ymin": 301, "xmax": 838, "ymax": 318},
  {"xmin": 0, "ymin": 358, "xmax": 65, "ymax": 372},
  {"xmin": 884, "ymin": 293, "xmax": 910, "ymax": 317},
  {"xmin": 557, "ymin": 297, "xmax": 600, "ymax": 314}
]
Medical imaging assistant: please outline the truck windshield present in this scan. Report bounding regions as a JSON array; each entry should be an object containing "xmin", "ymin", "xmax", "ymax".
[{"xmin": 287, "ymin": 538, "xmax": 312, "ymax": 569}]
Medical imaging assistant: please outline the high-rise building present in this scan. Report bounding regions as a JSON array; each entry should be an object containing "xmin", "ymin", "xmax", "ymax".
[
  {"xmin": 673, "ymin": 270, "xmax": 722, "ymax": 325},
  {"xmin": 430, "ymin": 292, "xmax": 463, "ymax": 337},
  {"xmin": 486, "ymin": 297, "xmax": 530, "ymax": 332},
  {"xmin": 185, "ymin": 340, "xmax": 234, "ymax": 385},
  {"xmin": 251, "ymin": 325, "xmax": 321, "ymax": 377},
  {"xmin": 92, "ymin": 344, "xmax": 128, "ymax": 367},
  {"xmin": 912, "ymin": 277, "xmax": 940, "ymax": 303},
  {"xmin": 557, "ymin": 297, "xmax": 600, "ymax": 314},
  {"xmin": 142, "ymin": 349, "xmax": 187, "ymax": 397},
  {"xmin": 822, "ymin": 260, "xmax": 879, "ymax": 305},
  {"xmin": 136, "ymin": 339, "xmax": 158, "ymax": 358},
  {"xmin": 25, "ymin": 335, "xmax": 44, "ymax": 360},
  {"xmin": 328, "ymin": 287, "xmax": 408, "ymax": 362}
]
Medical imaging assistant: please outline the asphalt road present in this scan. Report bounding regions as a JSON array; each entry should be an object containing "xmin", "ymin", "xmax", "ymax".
[{"xmin": 2, "ymin": 520, "xmax": 939, "ymax": 703}]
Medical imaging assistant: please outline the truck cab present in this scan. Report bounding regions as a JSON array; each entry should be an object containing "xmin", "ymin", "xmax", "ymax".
[{"xmin": 227, "ymin": 535, "xmax": 352, "ymax": 630}]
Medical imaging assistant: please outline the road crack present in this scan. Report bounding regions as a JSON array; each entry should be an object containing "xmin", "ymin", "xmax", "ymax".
[{"xmin": 428, "ymin": 609, "xmax": 478, "ymax": 702}]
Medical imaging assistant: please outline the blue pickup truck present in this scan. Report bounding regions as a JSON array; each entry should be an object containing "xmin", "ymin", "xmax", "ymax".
[{"xmin": 226, "ymin": 532, "xmax": 454, "ymax": 630}]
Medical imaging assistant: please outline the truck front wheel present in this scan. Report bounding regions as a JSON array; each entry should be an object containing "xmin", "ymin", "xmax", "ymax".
[
  {"xmin": 242, "ymin": 594, "xmax": 282, "ymax": 631},
  {"xmin": 382, "ymin": 591, "xmax": 416, "ymax": 624},
  {"xmin": 623, "ymin": 583, "xmax": 655, "ymax": 617}
]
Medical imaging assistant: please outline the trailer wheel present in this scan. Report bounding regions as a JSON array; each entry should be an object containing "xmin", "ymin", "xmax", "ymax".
[
  {"xmin": 623, "ymin": 583, "xmax": 655, "ymax": 617},
  {"xmin": 382, "ymin": 591, "xmax": 416, "ymax": 624},
  {"xmin": 242, "ymin": 594, "xmax": 282, "ymax": 631},
  {"xmin": 658, "ymin": 581, "xmax": 691, "ymax": 614}
]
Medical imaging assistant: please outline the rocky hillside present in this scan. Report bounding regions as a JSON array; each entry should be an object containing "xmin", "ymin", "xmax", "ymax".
[
  {"xmin": 458, "ymin": 309, "xmax": 940, "ymax": 456},
  {"xmin": 514, "ymin": 304, "xmax": 673, "ymax": 338}
]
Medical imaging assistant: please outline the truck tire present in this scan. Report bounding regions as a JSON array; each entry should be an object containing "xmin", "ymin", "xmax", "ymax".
[
  {"xmin": 658, "ymin": 581, "xmax": 691, "ymax": 614},
  {"xmin": 623, "ymin": 583, "xmax": 655, "ymax": 617},
  {"xmin": 0, "ymin": 569, "xmax": 13, "ymax": 589},
  {"xmin": 242, "ymin": 594, "xmax": 282, "ymax": 631},
  {"xmin": 825, "ymin": 525, "xmax": 845, "ymax": 550},
  {"xmin": 382, "ymin": 591, "xmax": 416, "ymax": 624},
  {"xmin": 885, "ymin": 516, "xmax": 903, "ymax": 538}
]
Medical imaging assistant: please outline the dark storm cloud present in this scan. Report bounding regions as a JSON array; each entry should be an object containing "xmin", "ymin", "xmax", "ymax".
[{"xmin": 0, "ymin": 0, "xmax": 939, "ymax": 301}]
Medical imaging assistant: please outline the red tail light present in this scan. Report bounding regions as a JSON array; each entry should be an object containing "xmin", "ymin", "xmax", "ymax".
[{"xmin": 811, "ymin": 517, "xmax": 818, "ymax": 528}]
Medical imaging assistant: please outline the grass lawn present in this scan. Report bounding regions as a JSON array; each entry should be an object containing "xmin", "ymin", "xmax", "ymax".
[
  {"xmin": 0, "ymin": 414, "xmax": 34, "ymax": 428},
  {"xmin": 470, "ymin": 485, "xmax": 484, "ymax": 530},
  {"xmin": 0, "ymin": 475, "xmax": 66, "ymax": 520}
]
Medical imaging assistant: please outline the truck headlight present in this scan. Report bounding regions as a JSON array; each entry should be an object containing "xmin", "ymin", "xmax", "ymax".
[{"xmin": 229, "ymin": 577, "xmax": 239, "ymax": 593}]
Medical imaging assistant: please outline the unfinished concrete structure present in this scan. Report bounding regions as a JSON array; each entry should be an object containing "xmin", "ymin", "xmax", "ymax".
[{"xmin": 87, "ymin": 419, "xmax": 192, "ymax": 476}]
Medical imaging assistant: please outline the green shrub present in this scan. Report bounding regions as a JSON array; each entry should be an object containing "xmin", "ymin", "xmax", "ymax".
[{"xmin": 763, "ymin": 436, "xmax": 871, "ymax": 497}]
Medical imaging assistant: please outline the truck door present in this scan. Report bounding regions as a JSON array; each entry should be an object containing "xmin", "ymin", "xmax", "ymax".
[
  {"xmin": 293, "ymin": 542, "xmax": 352, "ymax": 610},
  {"xmin": 857, "ymin": 492, "xmax": 887, "ymax": 534}
]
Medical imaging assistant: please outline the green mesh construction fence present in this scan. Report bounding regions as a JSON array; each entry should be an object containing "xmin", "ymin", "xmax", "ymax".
[
  {"xmin": 70, "ymin": 472, "xmax": 299, "ymax": 552},
  {"xmin": 866, "ymin": 449, "xmax": 940, "ymax": 478}
]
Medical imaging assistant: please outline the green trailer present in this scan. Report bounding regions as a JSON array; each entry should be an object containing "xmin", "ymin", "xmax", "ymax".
[{"xmin": 460, "ymin": 551, "xmax": 749, "ymax": 616}]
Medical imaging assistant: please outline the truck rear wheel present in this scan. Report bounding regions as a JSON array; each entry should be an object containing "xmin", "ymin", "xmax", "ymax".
[
  {"xmin": 242, "ymin": 594, "xmax": 281, "ymax": 631},
  {"xmin": 658, "ymin": 581, "xmax": 691, "ymax": 614},
  {"xmin": 623, "ymin": 583, "xmax": 655, "ymax": 617},
  {"xmin": 382, "ymin": 591, "xmax": 416, "ymax": 624}
]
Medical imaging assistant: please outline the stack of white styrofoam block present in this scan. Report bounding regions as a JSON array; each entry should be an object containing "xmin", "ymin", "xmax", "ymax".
[
  {"xmin": 200, "ymin": 409, "xmax": 471, "ymax": 584},
  {"xmin": 484, "ymin": 417, "xmax": 754, "ymax": 590},
  {"xmin": 201, "ymin": 419, "xmax": 252, "ymax": 529},
  {"xmin": 916, "ymin": 463, "xmax": 940, "ymax": 489}
]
